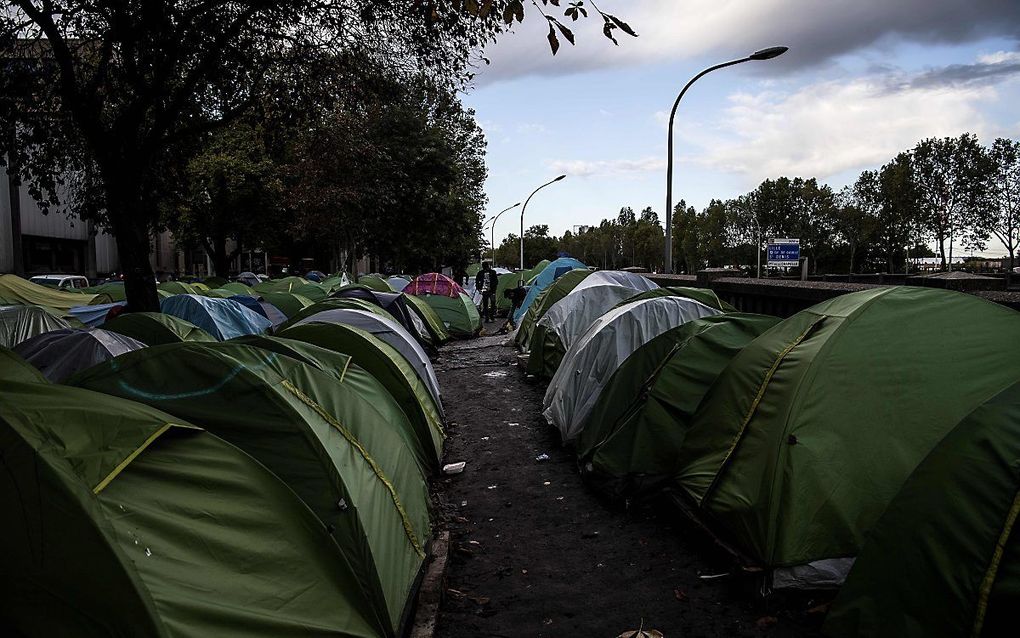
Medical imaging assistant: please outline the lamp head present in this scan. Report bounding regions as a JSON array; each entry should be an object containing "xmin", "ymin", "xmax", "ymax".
[
  {"xmin": 554, "ymin": 174, "xmax": 567, "ymax": 181},
  {"xmin": 749, "ymin": 46, "xmax": 788, "ymax": 61}
]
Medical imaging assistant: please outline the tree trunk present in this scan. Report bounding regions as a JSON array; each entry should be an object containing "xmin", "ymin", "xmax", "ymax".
[
  {"xmin": 113, "ymin": 216, "xmax": 160, "ymax": 312},
  {"xmin": 937, "ymin": 232, "xmax": 947, "ymax": 271},
  {"xmin": 206, "ymin": 235, "xmax": 232, "ymax": 277}
]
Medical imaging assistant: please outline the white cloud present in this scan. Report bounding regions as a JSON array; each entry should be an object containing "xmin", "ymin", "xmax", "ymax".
[
  {"xmin": 978, "ymin": 50, "xmax": 1020, "ymax": 65},
  {"xmin": 477, "ymin": 0, "xmax": 1020, "ymax": 84},
  {"xmin": 546, "ymin": 156, "xmax": 666, "ymax": 177},
  {"xmin": 696, "ymin": 73, "xmax": 1004, "ymax": 183}
]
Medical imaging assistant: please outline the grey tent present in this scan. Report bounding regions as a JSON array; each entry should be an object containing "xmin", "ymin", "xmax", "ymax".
[
  {"xmin": 0, "ymin": 305, "xmax": 71, "ymax": 348},
  {"xmin": 14, "ymin": 328, "xmax": 145, "ymax": 382},
  {"xmin": 292, "ymin": 308, "xmax": 441, "ymax": 406}
]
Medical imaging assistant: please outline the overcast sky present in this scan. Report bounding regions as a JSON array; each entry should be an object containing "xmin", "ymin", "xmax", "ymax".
[{"xmin": 462, "ymin": 0, "xmax": 1020, "ymax": 256}]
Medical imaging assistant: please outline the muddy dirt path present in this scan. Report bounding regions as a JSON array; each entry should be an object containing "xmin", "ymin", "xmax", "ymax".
[{"xmin": 431, "ymin": 329, "xmax": 823, "ymax": 637}]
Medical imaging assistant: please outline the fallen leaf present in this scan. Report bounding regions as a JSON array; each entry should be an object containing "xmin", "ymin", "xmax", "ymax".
[
  {"xmin": 756, "ymin": 616, "xmax": 778, "ymax": 629},
  {"xmin": 674, "ymin": 588, "xmax": 688, "ymax": 601}
]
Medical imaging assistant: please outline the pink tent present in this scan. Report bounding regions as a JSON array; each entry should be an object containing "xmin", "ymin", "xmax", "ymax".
[{"xmin": 403, "ymin": 273, "xmax": 466, "ymax": 299}]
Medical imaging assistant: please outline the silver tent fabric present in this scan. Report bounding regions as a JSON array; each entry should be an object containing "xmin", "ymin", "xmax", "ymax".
[
  {"xmin": 537, "ymin": 284, "xmax": 643, "ymax": 353},
  {"xmin": 0, "ymin": 306, "xmax": 71, "ymax": 349},
  {"xmin": 543, "ymin": 296, "xmax": 721, "ymax": 442},
  {"xmin": 294, "ymin": 308, "xmax": 442, "ymax": 405},
  {"xmin": 570, "ymin": 270, "xmax": 658, "ymax": 295},
  {"xmin": 386, "ymin": 276, "xmax": 411, "ymax": 292},
  {"xmin": 14, "ymin": 328, "xmax": 145, "ymax": 382}
]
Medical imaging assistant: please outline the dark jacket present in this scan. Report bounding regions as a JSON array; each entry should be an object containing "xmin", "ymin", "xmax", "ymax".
[{"xmin": 475, "ymin": 269, "xmax": 499, "ymax": 294}]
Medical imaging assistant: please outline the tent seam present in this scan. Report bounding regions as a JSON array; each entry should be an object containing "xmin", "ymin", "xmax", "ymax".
[
  {"xmin": 93, "ymin": 423, "xmax": 174, "ymax": 494},
  {"xmin": 972, "ymin": 487, "xmax": 1020, "ymax": 637},
  {"xmin": 279, "ymin": 379, "xmax": 426, "ymax": 559}
]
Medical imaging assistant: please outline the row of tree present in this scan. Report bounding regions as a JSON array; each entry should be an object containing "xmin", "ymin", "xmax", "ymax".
[
  {"xmin": 492, "ymin": 133, "xmax": 1019, "ymax": 275},
  {"xmin": 1, "ymin": 0, "xmax": 635, "ymax": 310}
]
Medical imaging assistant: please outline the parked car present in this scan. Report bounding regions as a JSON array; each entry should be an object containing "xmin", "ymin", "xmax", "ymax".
[{"xmin": 29, "ymin": 274, "xmax": 90, "ymax": 290}]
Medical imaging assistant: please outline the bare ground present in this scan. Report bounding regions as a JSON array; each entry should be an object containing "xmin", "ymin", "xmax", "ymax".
[{"xmin": 431, "ymin": 326, "xmax": 826, "ymax": 638}]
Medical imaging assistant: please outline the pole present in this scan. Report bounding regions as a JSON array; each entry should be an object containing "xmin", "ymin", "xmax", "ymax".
[
  {"xmin": 519, "ymin": 175, "xmax": 565, "ymax": 285},
  {"xmin": 483, "ymin": 202, "xmax": 521, "ymax": 269},
  {"xmin": 663, "ymin": 47, "xmax": 788, "ymax": 274},
  {"xmin": 756, "ymin": 225, "xmax": 762, "ymax": 279}
]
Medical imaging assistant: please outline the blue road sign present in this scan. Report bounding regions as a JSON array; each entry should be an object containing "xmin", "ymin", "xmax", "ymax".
[{"xmin": 767, "ymin": 238, "xmax": 800, "ymax": 267}]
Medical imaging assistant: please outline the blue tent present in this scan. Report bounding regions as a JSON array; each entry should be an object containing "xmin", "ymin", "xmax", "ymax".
[
  {"xmin": 512, "ymin": 257, "xmax": 586, "ymax": 323},
  {"xmin": 68, "ymin": 302, "xmax": 126, "ymax": 327},
  {"xmin": 160, "ymin": 294, "xmax": 272, "ymax": 340},
  {"xmin": 229, "ymin": 295, "xmax": 288, "ymax": 326}
]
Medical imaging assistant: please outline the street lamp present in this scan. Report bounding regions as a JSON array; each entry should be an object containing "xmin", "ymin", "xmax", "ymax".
[
  {"xmin": 482, "ymin": 202, "xmax": 521, "ymax": 266},
  {"xmin": 663, "ymin": 46, "xmax": 788, "ymax": 274},
  {"xmin": 520, "ymin": 174, "xmax": 566, "ymax": 284}
]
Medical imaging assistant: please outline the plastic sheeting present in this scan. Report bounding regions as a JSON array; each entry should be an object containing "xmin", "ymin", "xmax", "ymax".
[
  {"xmin": 14, "ymin": 328, "xmax": 145, "ymax": 382},
  {"xmin": 0, "ymin": 305, "xmax": 71, "ymax": 349},
  {"xmin": 160, "ymin": 294, "xmax": 272, "ymax": 340},
  {"xmin": 386, "ymin": 276, "xmax": 411, "ymax": 292},
  {"xmin": 571, "ymin": 270, "xmax": 658, "ymax": 295},
  {"xmin": 68, "ymin": 302, "xmax": 126, "ymax": 327},
  {"xmin": 537, "ymin": 284, "xmax": 646, "ymax": 353},
  {"xmin": 294, "ymin": 308, "xmax": 441, "ymax": 404},
  {"xmin": 543, "ymin": 296, "xmax": 721, "ymax": 442}
]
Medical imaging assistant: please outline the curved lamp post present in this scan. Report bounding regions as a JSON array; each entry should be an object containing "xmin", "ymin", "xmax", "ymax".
[
  {"xmin": 663, "ymin": 46, "xmax": 788, "ymax": 274},
  {"xmin": 482, "ymin": 202, "xmax": 521, "ymax": 266},
  {"xmin": 520, "ymin": 174, "xmax": 566, "ymax": 284}
]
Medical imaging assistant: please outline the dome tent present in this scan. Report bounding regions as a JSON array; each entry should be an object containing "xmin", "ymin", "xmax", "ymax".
[
  {"xmin": 0, "ymin": 380, "xmax": 388, "ymax": 638},
  {"xmin": 0, "ymin": 274, "xmax": 112, "ymax": 309},
  {"xmin": 70, "ymin": 342, "xmax": 431, "ymax": 634},
  {"xmin": 419, "ymin": 292, "xmax": 481, "ymax": 339},
  {"xmin": 314, "ymin": 291, "xmax": 432, "ymax": 346},
  {"xmin": 402, "ymin": 294, "xmax": 451, "ymax": 344},
  {"xmin": 387, "ymin": 276, "xmax": 411, "ymax": 292},
  {"xmin": 226, "ymin": 295, "xmax": 288, "ymax": 326},
  {"xmin": 276, "ymin": 322, "xmax": 445, "ymax": 471},
  {"xmin": 674, "ymin": 287, "xmax": 1020, "ymax": 588},
  {"xmin": 160, "ymin": 294, "xmax": 271, "ymax": 340},
  {"xmin": 103, "ymin": 312, "xmax": 216, "ymax": 346},
  {"xmin": 515, "ymin": 268, "xmax": 591, "ymax": 353},
  {"xmin": 0, "ymin": 345, "xmax": 48, "ymax": 383},
  {"xmin": 528, "ymin": 272, "xmax": 659, "ymax": 379},
  {"xmin": 291, "ymin": 308, "xmax": 441, "ymax": 405},
  {"xmin": 14, "ymin": 328, "xmax": 145, "ymax": 382},
  {"xmin": 512, "ymin": 257, "xmax": 586, "ymax": 323},
  {"xmin": 576, "ymin": 313, "xmax": 780, "ymax": 501},
  {"xmin": 358, "ymin": 274, "xmax": 393, "ymax": 292},
  {"xmin": 231, "ymin": 334, "xmax": 438, "ymax": 476},
  {"xmin": 0, "ymin": 305, "xmax": 71, "ymax": 348},
  {"xmin": 403, "ymin": 272, "xmax": 465, "ymax": 298},
  {"xmin": 157, "ymin": 280, "xmax": 199, "ymax": 296},
  {"xmin": 824, "ymin": 380, "xmax": 1020, "ymax": 638},
  {"xmin": 258, "ymin": 291, "xmax": 313, "ymax": 318},
  {"xmin": 543, "ymin": 295, "xmax": 723, "ymax": 443}
]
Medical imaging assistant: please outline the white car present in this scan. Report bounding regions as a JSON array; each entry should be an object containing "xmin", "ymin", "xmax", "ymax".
[{"xmin": 29, "ymin": 274, "xmax": 90, "ymax": 290}]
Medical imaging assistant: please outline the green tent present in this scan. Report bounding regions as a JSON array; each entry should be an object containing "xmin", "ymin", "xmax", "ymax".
[
  {"xmin": 219, "ymin": 281, "xmax": 255, "ymax": 296},
  {"xmin": 252, "ymin": 276, "xmax": 310, "ymax": 294},
  {"xmin": 825, "ymin": 380, "xmax": 1020, "ymax": 638},
  {"xmin": 494, "ymin": 272, "xmax": 521, "ymax": 312},
  {"xmin": 0, "ymin": 380, "xmax": 388, "ymax": 638},
  {"xmin": 403, "ymin": 294, "xmax": 450, "ymax": 344},
  {"xmin": 81, "ymin": 282, "xmax": 127, "ymax": 302},
  {"xmin": 230, "ymin": 334, "xmax": 436, "ymax": 475},
  {"xmin": 420, "ymin": 293, "xmax": 481, "ymax": 338},
  {"xmin": 0, "ymin": 274, "xmax": 112, "ymax": 309},
  {"xmin": 70, "ymin": 343, "xmax": 431, "ymax": 634},
  {"xmin": 203, "ymin": 288, "xmax": 237, "ymax": 299},
  {"xmin": 190, "ymin": 282, "xmax": 210, "ymax": 293},
  {"xmin": 674, "ymin": 287, "xmax": 1020, "ymax": 584},
  {"xmin": 0, "ymin": 345, "xmax": 48, "ymax": 383},
  {"xmin": 576, "ymin": 313, "xmax": 780, "ymax": 501},
  {"xmin": 278, "ymin": 322, "xmax": 445, "ymax": 470},
  {"xmin": 259, "ymin": 291, "xmax": 314, "ymax": 317},
  {"xmin": 277, "ymin": 297, "xmax": 395, "ymax": 332},
  {"xmin": 203, "ymin": 276, "xmax": 228, "ymax": 288},
  {"xmin": 515, "ymin": 268, "xmax": 590, "ymax": 354},
  {"xmin": 466, "ymin": 263, "xmax": 482, "ymax": 279},
  {"xmin": 358, "ymin": 275, "xmax": 393, "ymax": 293},
  {"xmin": 0, "ymin": 305, "xmax": 72, "ymax": 349},
  {"xmin": 157, "ymin": 281, "xmax": 199, "ymax": 296},
  {"xmin": 103, "ymin": 312, "xmax": 216, "ymax": 346},
  {"xmin": 291, "ymin": 282, "xmax": 329, "ymax": 301}
]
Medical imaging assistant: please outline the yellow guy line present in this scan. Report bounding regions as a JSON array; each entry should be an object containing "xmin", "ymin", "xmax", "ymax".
[
  {"xmin": 280, "ymin": 379, "xmax": 426, "ymax": 558},
  {"xmin": 93, "ymin": 423, "xmax": 174, "ymax": 494},
  {"xmin": 972, "ymin": 488, "xmax": 1020, "ymax": 637}
]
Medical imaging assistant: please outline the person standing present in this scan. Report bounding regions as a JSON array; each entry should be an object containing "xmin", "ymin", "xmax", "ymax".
[{"xmin": 475, "ymin": 262, "xmax": 499, "ymax": 322}]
